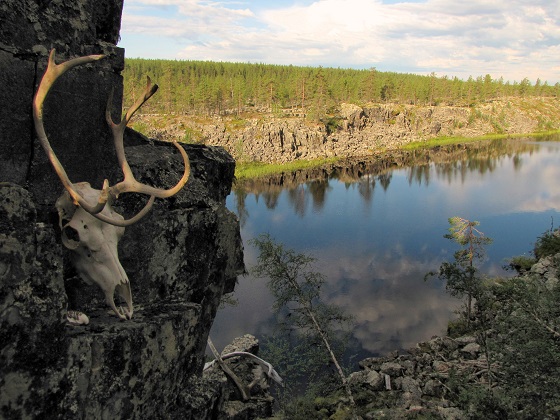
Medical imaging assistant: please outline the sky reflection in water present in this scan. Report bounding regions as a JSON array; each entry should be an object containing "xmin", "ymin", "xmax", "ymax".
[{"xmin": 211, "ymin": 138, "xmax": 560, "ymax": 359}]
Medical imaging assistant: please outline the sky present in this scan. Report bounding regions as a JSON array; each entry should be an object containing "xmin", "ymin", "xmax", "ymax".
[{"xmin": 119, "ymin": 0, "xmax": 560, "ymax": 84}]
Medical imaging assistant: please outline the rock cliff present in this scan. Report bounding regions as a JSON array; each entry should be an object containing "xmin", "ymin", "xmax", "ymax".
[
  {"xmin": 1, "ymin": 1, "xmax": 247, "ymax": 418},
  {"xmin": 137, "ymin": 97, "xmax": 560, "ymax": 163}
]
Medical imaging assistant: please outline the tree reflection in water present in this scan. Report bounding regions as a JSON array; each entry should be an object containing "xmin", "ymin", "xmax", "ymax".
[{"xmin": 214, "ymin": 136, "xmax": 560, "ymax": 361}]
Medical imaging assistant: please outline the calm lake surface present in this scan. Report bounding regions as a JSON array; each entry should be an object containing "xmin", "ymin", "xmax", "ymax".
[{"xmin": 210, "ymin": 136, "xmax": 560, "ymax": 360}]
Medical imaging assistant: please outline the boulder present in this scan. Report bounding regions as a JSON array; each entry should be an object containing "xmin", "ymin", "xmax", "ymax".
[
  {"xmin": 460, "ymin": 342, "xmax": 481, "ymax": 359},
  {"xmin": 348, "ymin": 369, "xmax": 385, "ymax": 391},
  {"xmin": 423, "ymin": 379, "xmax": 444, "ymax": 398},
  {"xmin": 380, "ymin": 361, "xmax": 404, "ymax": 377}
]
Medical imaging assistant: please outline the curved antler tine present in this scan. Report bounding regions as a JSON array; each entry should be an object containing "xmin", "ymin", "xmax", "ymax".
[
  {"xmin": 33, "ymin": 49, "xmax": 108, "ymax": 212},
  {"xmin": 117, "ymin": 141, "xmax": 190, "ymax": 198},
  {"xmin": 90, "ymin": 195, "xmax": 156, "ymax": 227},
  {"xmin": 106, "ymin": 76, "xmax": 158, "ymax": 128},
  {"xmin": 125, "ymin": 76, "xmax": 158, "ymax": 123},
  {"xmin": 106, "ymin": 76, "xmax": 190, "ymax": 200}
]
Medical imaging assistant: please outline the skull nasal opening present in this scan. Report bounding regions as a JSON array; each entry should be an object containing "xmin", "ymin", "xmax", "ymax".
[{"xmin": 64, "ymin": 225, "xmax": 80, "ymax": 243}]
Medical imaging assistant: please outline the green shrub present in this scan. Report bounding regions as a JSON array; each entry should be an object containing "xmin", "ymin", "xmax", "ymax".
[
  {"xmin": 447, "ymin": 317, "xmax": 471, "ymax": 337},
  {"xmin": 324, "ymin": 116, "xmax": 342, "ymax": 134},
  {"xmin": 533, "ymin": 229, "xmax": 560, "ymax": 259},
  {"xmin": 505, "ymin": 255, "xmax": 537, "ymax": 273}
]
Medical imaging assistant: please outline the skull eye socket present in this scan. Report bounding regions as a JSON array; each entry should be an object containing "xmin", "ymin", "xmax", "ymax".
[{"xmin": 61, "ymin": 225, "xmax": 81, "ymax": 250}]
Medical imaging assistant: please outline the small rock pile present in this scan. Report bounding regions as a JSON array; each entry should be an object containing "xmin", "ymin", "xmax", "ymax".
[
  {"xmin": 530, "ymin": 252, "xmax": 560, "ymax": 287},
  {"xmin": 347, "ymin": 334, "xmax": 491, "ymax": 419}
]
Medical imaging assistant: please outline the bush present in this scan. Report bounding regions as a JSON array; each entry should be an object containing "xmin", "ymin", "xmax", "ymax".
[
  {"xmin": 250, "ymin": 234, "xmax": 357, "ymax": 413},
  {"xmin": 324, "ymin": 116, "xmax": 342, "ymax": 135},
  {"xmin": 534, "ymin": 229, "xmax": 560, "ymax": 259},
  {"xmin": 492, "ymin": 276, "xmax": 560, "ymax": 418},
  {"xmin": 446, "ymin": 317, "xmax": 471, "ymax": 338},
  {"xmin": 505, "ymin": 255, "xmax": 536, "ymax": 273}
]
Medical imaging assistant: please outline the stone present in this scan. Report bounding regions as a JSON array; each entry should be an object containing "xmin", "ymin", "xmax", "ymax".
[
  {"xmin": 400, "ymin": 377, "xmax": 422, "ymax": 398},
  {"xmin": 432, "ymin": 360, "xmax": 450, "ymax": 374},
  {"xmin": 437, "ymin": 406, "xmax": 467, "ymax": 420},
  {"xmin": 442, "ymin": 336, "xmax": 459, "ymax": 351},
  {"xmin": 348, "ymin": 369, "xmax": 385, "ymax": 391},
  {"xmin": 222, "ymin": 334, "xmax": 260, "ymax": 355},
  {"xmin": 455, "ymin": 335, "xmax": 476, "ymax": 345},
  {"xmin": 380, "ymin": 361, "xmax": 403, "ymax": 377},
  {"xmin": 423, "ymin": 379, "xmax": 444, "ymax": 397},
  {"xmin": 531, "ymin": 256, "xmax": 553, "ymax": 275},
  {"xmin": 401, "ymin": 359, "xmax": 416, "ymax": 375},
  {"xmin": 400, "ymin": 391, "xmax": 422, "ymax": 409},
  {"xmin": 340, "ymin": 103, "xmax": 364, "ymax": 119},
  {"xmin": 460, "ymin": 342, "xmax": 481, "ymax": 358},
  {"xmin": 427, "ymin": 336, "xmax": 445, "ymax": 352}
]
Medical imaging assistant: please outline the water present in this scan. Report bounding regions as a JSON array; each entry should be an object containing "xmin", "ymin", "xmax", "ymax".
[{"xmin": 210, "ymin": 136, "xmax": 560, "ymax": 359}]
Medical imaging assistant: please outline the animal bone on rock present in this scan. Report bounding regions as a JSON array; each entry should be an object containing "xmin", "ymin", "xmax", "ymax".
[
  {"xmin": 56, "ymin": 183, "xmax": 133, "ymax": 320},
  {"xmin": 33, "ymin": 49, "xmax": 190, "ymax": 320}
]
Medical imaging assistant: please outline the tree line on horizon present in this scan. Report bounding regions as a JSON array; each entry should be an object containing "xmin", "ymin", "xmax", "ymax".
[{"xmin": 122, "ymin": 58, "xmax": 560, "ymax": 118}]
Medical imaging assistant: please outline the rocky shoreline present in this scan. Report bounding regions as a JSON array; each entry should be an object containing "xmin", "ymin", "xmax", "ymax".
[
  {"xmin": 136, "ymin": 97, "xmax": 560, "ymax": 164},
  {"xmin": 207, "ymin": 251, "xmax": 560, "ymax": 419}
]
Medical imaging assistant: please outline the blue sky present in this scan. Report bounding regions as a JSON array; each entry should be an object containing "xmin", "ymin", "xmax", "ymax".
[{"xmin": 119, "ymin": 0, "xmax": 560, "ymax": 84}]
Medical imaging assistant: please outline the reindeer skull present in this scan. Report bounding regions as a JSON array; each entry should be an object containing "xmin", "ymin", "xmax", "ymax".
[
  {"xmin": 32, "ymin": 50, "xmax": 190, "ymax": 321},
  {"xmin": 56, "ymin": 183, "xmax": 133, "ymax": 320}
]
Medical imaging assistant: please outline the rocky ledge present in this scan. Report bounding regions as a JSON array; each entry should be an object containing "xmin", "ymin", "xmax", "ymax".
[{"xmin": 0, "ymin": 142, "xmax": 246, "ymax": 419}]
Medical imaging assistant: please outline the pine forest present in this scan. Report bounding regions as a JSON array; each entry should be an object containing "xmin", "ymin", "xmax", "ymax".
[{"xmin": 122, "ymin": 58, "xmax": 560, "ymax": 118}]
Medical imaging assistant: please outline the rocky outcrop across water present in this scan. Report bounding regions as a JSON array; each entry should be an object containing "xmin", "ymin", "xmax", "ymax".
[{"xmin": 137, "ymin": 97, "xmax": 560, "ymax": 163}]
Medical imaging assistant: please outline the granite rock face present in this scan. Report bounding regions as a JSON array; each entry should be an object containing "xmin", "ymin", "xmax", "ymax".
[
  {"xmin": 0, "ymin": 144, "xmax": 245, "ymax": 419},
  {"xmin": 0, "ymin": 0, "xmax": 125, "ymax": 217},
  {"xmin": 1, "ymin": 1, "xmax": 246, "ymax": 418}
]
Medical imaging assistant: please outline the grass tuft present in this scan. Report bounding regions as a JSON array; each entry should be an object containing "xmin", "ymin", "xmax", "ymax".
[{"xmin": 235, "ymin": 157, "xmax": 339, "ymax": 180}]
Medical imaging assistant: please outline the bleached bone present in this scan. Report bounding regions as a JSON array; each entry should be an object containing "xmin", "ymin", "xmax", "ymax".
[
  {"xmin": 205, "ymin": 336, "xmax": 283, "ymax": 399},
  {"xmin": 33, "ymin": 49, "xmax": 190, "ymax": 319},
  {"xmin": 33, "ymin": 49, "xmax": 190, "ymax": 226},
  {"xmin": 204, "ymin": 351, "xmax": 284, "ymax": 386},
  {"xmin": 66, "ymin": 310, "xmax": 90, "ymax": 326},
  {"xmin": 57, "ymin": 183, "xmax": 133, "ymax": 319}
]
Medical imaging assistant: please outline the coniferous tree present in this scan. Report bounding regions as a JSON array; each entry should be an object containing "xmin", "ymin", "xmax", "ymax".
[{"xmin": 428, "ymin": 217, "xmax": 492, "ymax": 326}]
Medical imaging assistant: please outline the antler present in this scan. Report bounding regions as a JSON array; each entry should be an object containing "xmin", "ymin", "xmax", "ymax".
[
  {"xmin": 33, "ymin": 49, "xmax": 110, "ymax": 215},
  {"xmin": 105, "ymin": 77, "xmax": 190, "ymax": 199},
  {"xmin": 33, "ymin": 49, "xmax": 190, "ymax": 227}
]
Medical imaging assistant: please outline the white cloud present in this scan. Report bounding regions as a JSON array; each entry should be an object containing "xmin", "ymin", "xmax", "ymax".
[{"xmin": 120, "ymin": 0, "xmax": 560, "ymax": 83}]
